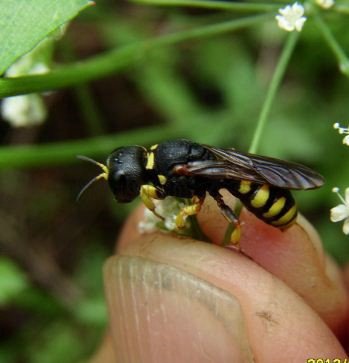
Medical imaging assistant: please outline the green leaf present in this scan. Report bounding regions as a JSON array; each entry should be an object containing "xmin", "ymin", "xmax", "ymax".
[
  {"xmin": 0, "ymin": 0, "xmax": 93, "ymax": 75},
  {"xmin": 72, "ymin": 297, "xmax": 107, "ymax": 326},
  {"xmin": 27, "ymin": 323, "xmax": 87, "ymax": 363},
  {"xmin": 0, "ymin": 257, "xmax": 28, "ymax": 305}
]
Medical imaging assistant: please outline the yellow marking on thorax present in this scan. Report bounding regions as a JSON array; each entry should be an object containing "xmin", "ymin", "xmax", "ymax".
[
  {"xmin": 238, "ymin": 180, "xmax": 251, "ymax": 194},
  {"xmin": 263, "ymin": 197, "xmax": 286, "ymax": 218},
  {"xmin": 150, "ymin": 144, "xmax": 158, "ymax": 151},
  {"xmin": 272, "ymin": 204, "xmax": 297, "ymax": 227},
  {"xmin": 158, "ymin": 174, "xmax": 167, "ymax": 185},
  {"xmin": 145, "ymin": 152, "xmax": 155, "ymax": 170},
  {"xmin": 251, "ymin": 184, "xmax": 270, "ymax": 208}
]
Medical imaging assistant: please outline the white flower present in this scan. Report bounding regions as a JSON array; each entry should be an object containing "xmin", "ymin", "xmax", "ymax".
[
  {"xmin": 2, "ymin": 58, "xmax": 50, "ymax": 128},
  {"xmin": 275, "ymin": 2, "xmax": 307, "ymax": 32},
  {"xmin": 1, "ymin": 94, "xmax": 47, "ymax": 127},
  {"xmin": 138, "ymin": 208, "xmax": 161, "ymax": 233},
  {"xmin": 0, "ymin": 26, "xmax": 65, "ymax": 128},
  {"xmin": 138, "ymin": 197, "xmax": 187, "ymax": 234},
  {"xmin": 330, "ymin": 187, "xmax": 349, "ymax": 235},
  {"xmin": 5, "ymin": 59, "xmax": 49, "ymax": 78},
  {"xmin": 316, "ymin": 0, "xmax": 334, "ymax": 9},
  {"xmin": 333, "ymin": 122, "xmax": 349, "ymax": 145}
]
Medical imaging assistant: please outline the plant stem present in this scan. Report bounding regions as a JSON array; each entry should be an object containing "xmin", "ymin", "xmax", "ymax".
[
  {"xmin": 60, "ymin": 39, "xmax": 105, "ymax": 136},
  {"xmin": 0, "ymin": 13, "xmax": 272, "ymax": 98},
  {"xmin": 248, "ymin": 31, "xmax": 299, "ymax": 154},
  {"xmin": 188, "ymin": 215, "xmax": 210, "ymax": 243},
  {"xmin": 132, "ymin": 0, "xmax": 280, "ymax": 12},
  {"xmin": 313, "ymin": 12, "xmax": 349, "ymax": 77},
  {"xmin": 0, "ymin": 126, "xmax": 179, "ymax": 169},
  {"xmin": 333, "ymin": 4, "xmax": 349, "ymax": 15},
  {"xmin": 74, "ymin": 86, "xmax": 105, "ymax": 135},
  {"xmin": 223, "ymin": 31, "xmax": 299, "ymax": 246}
]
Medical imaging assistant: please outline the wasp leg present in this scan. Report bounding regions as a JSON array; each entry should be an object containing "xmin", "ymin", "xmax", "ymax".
[
  {"xmin": 175, "ymin": 195, "xmax": 204, "ymax": 229},
  {"xmin": 140, "ymin": 184, "xmax": 165, "ymax": 220},
  {"xmin": 210, "ymin": 191, "xmax": 241, "ymax": 246}
]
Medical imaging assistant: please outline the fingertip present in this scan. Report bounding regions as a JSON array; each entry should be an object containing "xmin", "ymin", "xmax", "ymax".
[
  {"xmin": 89, "ymin": 333, "xmax": 116, "ymax": 363},
  {"xmin": 113, "ymin": 233, "xmax": 347, "ymax": 360},
  {"xmin": 116, "ymin": 196, "xmax": 349, "ymax": 334},
  {"xmin": 198, "ymin": 192, "xmax": 349, "ymax": 333}
]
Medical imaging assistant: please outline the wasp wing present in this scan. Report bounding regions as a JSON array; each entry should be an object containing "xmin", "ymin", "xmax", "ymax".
[
  {"xmin": 178, "ymin": 146, "xmax": 324, "ymax": 190},
  {"xmin": 177, "ymin": 159, "xmax": 266, "ymax": 183}
]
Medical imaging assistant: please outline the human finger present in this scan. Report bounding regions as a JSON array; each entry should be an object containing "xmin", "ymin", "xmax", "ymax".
[
  {"xmin": 103, "ymin": 205, "xmax": 347, "ymax": 362},
  {"xmin": 198, "ymin": 192, "xmax": 349, "ymax": 335}
]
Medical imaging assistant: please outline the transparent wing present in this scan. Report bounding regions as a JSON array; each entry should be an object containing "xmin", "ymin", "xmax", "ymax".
[{"xmin": 175, "ymin": 146, "xmax": 324, "ymax": 190}]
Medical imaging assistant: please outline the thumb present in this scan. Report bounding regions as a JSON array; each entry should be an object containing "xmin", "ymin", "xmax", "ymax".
[{"xmin": 100, "ymin": 205, "xmax": 346, "ymax": 362}]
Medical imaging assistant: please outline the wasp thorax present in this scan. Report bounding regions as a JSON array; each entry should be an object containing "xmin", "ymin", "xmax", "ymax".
[{"xmin": 106, "ymin": 146, "xmax": 147, "ymax": 202}]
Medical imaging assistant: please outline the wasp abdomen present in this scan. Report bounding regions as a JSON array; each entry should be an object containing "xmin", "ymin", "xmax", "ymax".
[{"xmin": 226, "ymin": 180, "xmax": 297, "ymax": 228}]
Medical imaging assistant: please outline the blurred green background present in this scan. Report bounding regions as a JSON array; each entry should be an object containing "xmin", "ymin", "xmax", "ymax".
[{"xmin": 1, "ymin": 0, "xmax": 349, "ymax": 362}]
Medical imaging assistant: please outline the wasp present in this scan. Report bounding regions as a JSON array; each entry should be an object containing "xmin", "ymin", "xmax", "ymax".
[{"xmin": 78, "ymin": 139, "xmax": 324, "ymax": 243}]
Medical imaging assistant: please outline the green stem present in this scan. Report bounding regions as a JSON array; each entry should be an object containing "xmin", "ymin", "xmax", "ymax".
[
  {"xmin": 225, "ymin": 31, "xmax": 299, "ymax": 246},
  {"xmin": 131, "ymin": 0, "xmax": 280, "ymax": 12},
  {"xmin": 74, "ymin": 86, "xmax": 105, "ymax": 135},
  {"xmin": 60, "ymin": 39, "xmax": 105, "ymax": 136},
  {"xmin": 0, "ymin": 13, "xmax": 272, "ymax": 98},
  {"xmin": 188, "ymin": 215, "xmax": 210, "ymax": 243},
  {"xmin": 0, "ymin": 126, "xmax": 179, "ymax": 169},
  {"xmin": 333, "ymin": 4, "xmax": 349, "ymax": 15},
  {"xmin": 313, "ymin": 12, "xmax": 349, "ymax": 76},
  {"xmin": 248, "ymin": 31, "xmax": 299, "ymax": 154}
]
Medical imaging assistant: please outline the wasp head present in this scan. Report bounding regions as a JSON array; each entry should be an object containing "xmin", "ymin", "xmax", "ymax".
[
  {"xmin": 106, "ymin": 146, "xmax": 147, "ymax": 202},
  {"xmin": 77, "ymin": 146, "xmax": 147, "ymax": 203}
]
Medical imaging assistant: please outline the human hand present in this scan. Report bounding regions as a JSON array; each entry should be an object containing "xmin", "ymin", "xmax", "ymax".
[{"xmin": 93, "ymin": 192, "xmax": 349, "ymax": 363}]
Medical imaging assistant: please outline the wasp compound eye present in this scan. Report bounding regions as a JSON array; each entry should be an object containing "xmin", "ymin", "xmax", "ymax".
[{"xmin": 106, "ymin": 146, "xmax": 147, "ymax": 203}]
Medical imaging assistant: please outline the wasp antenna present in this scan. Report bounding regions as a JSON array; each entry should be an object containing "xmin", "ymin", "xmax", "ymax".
[
  {"xmin": 77, "ymin": 155, "xmax": 109, "ymax": 201},
  {"xmin": 77, "ymin": 155, "xmax": 109, "ymax": 174},
  {"xmin": 76, "ymin": 173, "xmax": 107, "ymax": 202},
  {"xmin": 77, "ymin": 154, "xmax": 99, "ymax": 165}
]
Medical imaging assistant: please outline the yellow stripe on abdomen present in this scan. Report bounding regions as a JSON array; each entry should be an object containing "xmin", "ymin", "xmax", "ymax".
[
  {"xmin": 263, "ymin": 197, "xmax": 286, "ymax": 218},
  {"xmin": 238, "ymin": 180, "xmax": 252, "ymax": 194},
  {"xmin": 271, "ymin": 204, "xmax": 297, "ymax": 227},
  {"xmin": 250, "ymin": 184, "xmax": 270, "ymax": 208}
]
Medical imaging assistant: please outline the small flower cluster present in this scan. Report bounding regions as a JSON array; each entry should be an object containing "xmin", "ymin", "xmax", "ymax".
[
  {"xmin": 138, "ymin": 197, "xmax": 187, "ymax": 234},
  {"xmin": 2, "ymin": 59, "xmax": 49, "ymax": 127},
  {"xmin": 1, "ymin": 25, "xmax": 66, "ymax": 127},
  {"xmin": 330, "ymin": 188, "xmax": 349, "ymax": 235},
  {"xmin": 316, "ymin": 0, "xmax": 335, "ymax": 9},
  {"xmin": 331, "ymin": 122, "xmax": 349, "ymax": 235},
  {"xmin": 333, "ymin": 122, "xmax": 349, "ymax": 145},
  {"xmin": 275, "ymin": 2, "xmax": 307, "ymax": 32},
  {"xmin": 276, "ymin": 3, "xmax": 343, "ymax": 235},
  {"xmin": 275, "ymin": 1, "xmax": 335, "ymax": 33}
]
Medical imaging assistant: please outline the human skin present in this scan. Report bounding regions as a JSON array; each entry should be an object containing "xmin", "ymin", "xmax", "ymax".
[{"xmin": 92, "ymin": 193, "xmax": 349, "ymax": 363}]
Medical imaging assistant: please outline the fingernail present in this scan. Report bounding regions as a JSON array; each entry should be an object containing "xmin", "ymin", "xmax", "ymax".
[{"xmin": 104, "ymin": 255, "xmax": 254, "ymax": 363}]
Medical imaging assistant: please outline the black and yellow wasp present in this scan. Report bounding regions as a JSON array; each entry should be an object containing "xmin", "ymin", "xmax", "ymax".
[{"xmin": 78, "ymin": 139, "xmax": 324, "ymax": 243}]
